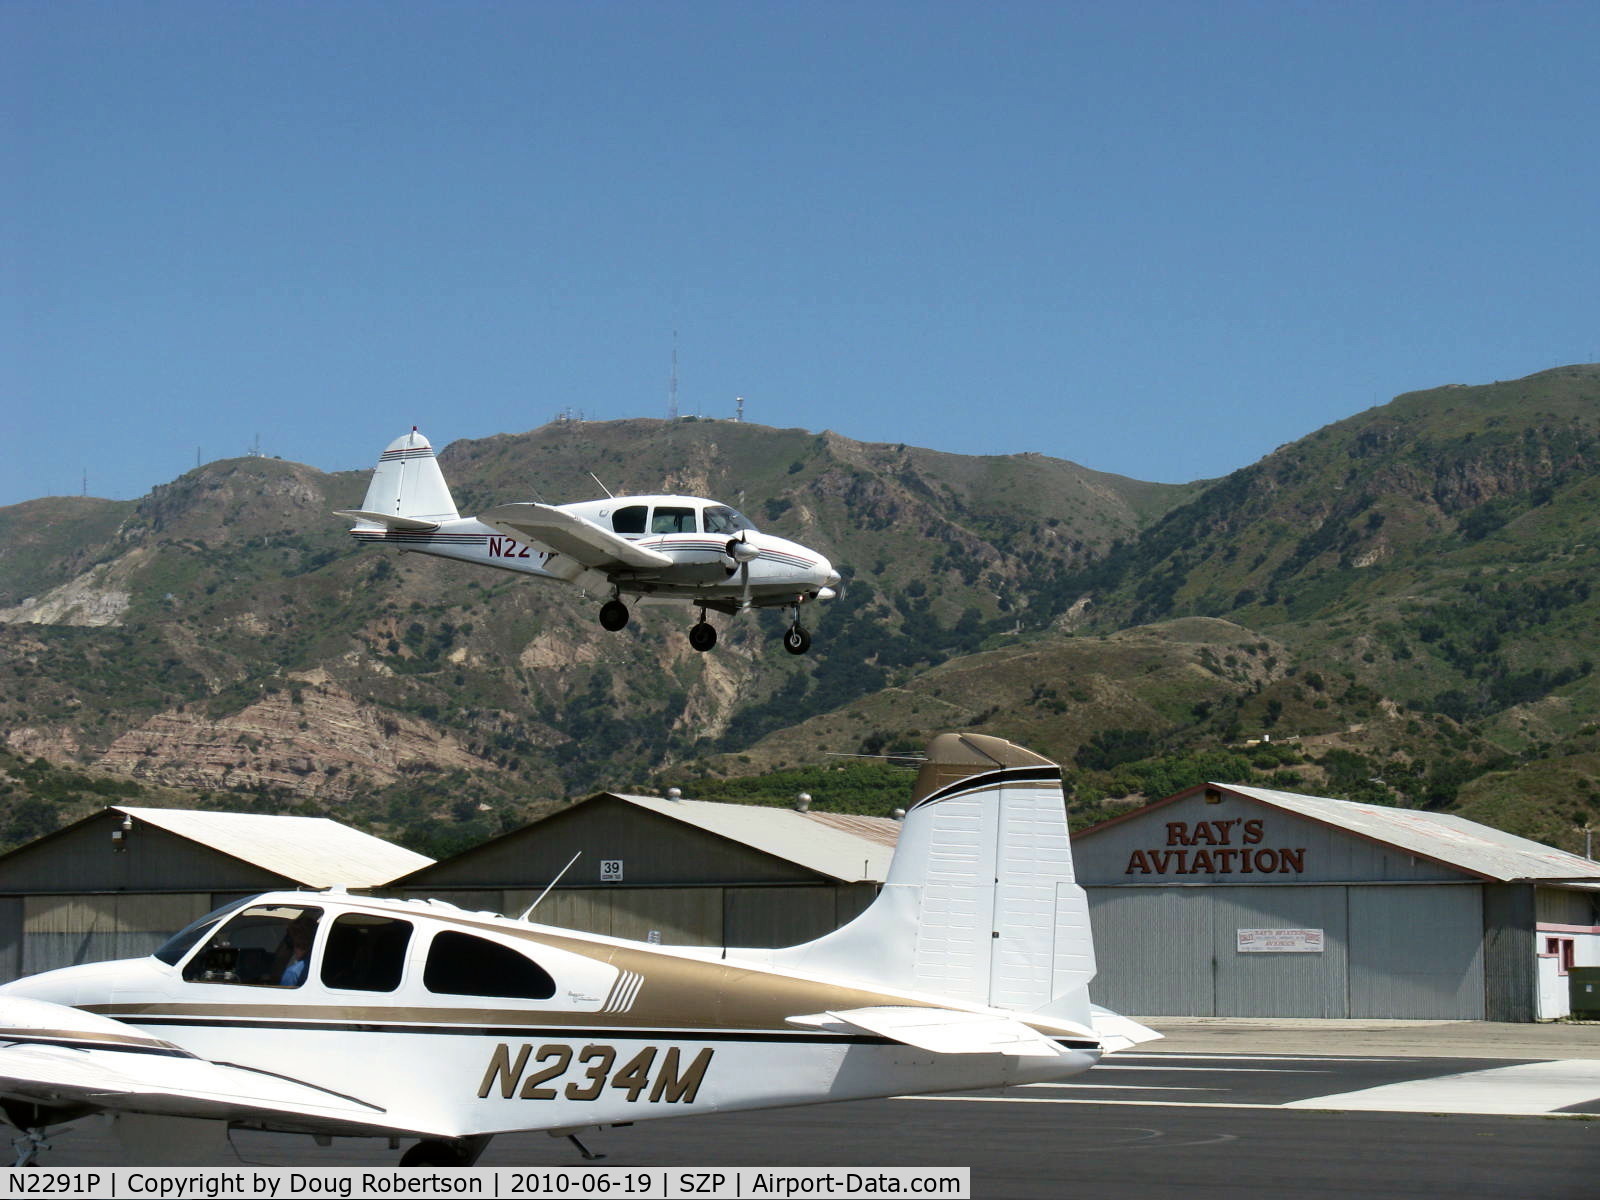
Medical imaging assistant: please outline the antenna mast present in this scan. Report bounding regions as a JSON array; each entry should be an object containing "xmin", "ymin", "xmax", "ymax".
[{"xmin": 667, "ymin": 330, "xmax": 679, "ymax": 422}]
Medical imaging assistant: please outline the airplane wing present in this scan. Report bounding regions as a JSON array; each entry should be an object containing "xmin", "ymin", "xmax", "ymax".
[
  {"xmin": 787, "ymin": 1005, "xmax": 1074, "ymax": 1058},
  {"xmin": 0, "ymin": 998, "xmax": 441, "ymax": 1138},
  {"xmin": 480, "ymin": 503, "xmax": 674, "ymax": 572}
]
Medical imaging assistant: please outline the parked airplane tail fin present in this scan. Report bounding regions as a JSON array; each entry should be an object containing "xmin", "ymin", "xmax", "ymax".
[
  {"xmin": 770, "ymin": 733, "xmax": 1113, "ymax": 1033},
  {"xmin": 336, "ymin": 429, "xmax": 459, "ymax": 529}
]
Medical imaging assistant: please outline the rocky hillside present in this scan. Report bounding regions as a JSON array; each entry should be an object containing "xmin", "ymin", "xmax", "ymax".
[
  {"xmin": 7, "ymin": 368, "xmax": 1600, "ymax": 858},
  {"xmin": 0, "ymin": 421, "xmax": 1192, "ymax": 854},
  {"xmin": 698, "ymin": 366, "xmax": 1600, "ymax": 853}
]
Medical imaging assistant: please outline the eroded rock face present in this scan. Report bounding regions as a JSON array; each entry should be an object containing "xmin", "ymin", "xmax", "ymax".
[
  {"xmin": 93, "ymin": 680, "xmax": 486, "ymax": 800},
  {"xmin": 0, "ymin": 553, "xmax": 145, "ymax": 628}
]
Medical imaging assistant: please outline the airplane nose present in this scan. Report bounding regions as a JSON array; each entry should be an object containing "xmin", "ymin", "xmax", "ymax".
[{"xmin": 825, "ymin": 568, "xmax": 841, "ymax": 588}]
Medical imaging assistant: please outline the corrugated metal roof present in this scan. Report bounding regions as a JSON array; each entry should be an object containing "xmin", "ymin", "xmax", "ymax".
[
  {"xmin": 1216, "ymin": 784, "xmax": 1600, "ymax": 883},
  {"xmin": 112, "ymin": 806, "xmax": 433, "ymax": 888},
  {"xmin": 611, "ymin": 795, "xmax": 899, "ymax": 882}
]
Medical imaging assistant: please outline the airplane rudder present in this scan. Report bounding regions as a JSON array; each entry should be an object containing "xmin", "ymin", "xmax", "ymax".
[{"xmin": 362, "ymin": 429, "xmax": 459, "ymax": 521}]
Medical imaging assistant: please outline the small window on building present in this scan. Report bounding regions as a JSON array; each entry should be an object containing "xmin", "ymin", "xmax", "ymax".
[
  {"xmin": 1545, "ymin": 936, "xmax": 1577, "ymax": 975},
  {"xmin": 321, "ymin": 913, "xmax": 414, "ymax": 992},
  {"xmin": 423, "ymin": 931, "xmax": 556, "ymax": 999},
  {"xmin": 182, "ymin": 904, "xmax": 323, "ymax": 988},
  {"xmin": 612, "ymin": 505, "xmax": 647, "ymax": 535},
  {"xmin": 650, "ymin": 506, "xmax": 697, "ymax": 534}
]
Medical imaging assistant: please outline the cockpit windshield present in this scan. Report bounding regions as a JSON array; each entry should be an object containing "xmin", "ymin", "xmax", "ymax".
[
  {"xmin": 703, "ymin": 506, "xmax": 756, "ymax": 535},
  {"xmin": 151, "ymin": 896, "xmax": 256, "ymax": 966}
]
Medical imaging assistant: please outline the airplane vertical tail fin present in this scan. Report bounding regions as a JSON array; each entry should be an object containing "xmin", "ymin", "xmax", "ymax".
[
  {"xmin": 336, "ymin": 429, "xmax": 460, "ymax": 529},
  {"xmin": 768, "ymin": 733, "xmax": 1104, "ymax": 1030}
]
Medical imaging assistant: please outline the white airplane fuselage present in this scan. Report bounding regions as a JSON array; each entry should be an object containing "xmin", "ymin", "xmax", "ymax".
[
  {"xmin": 338, "ymin": 431, "xmax": 839, "ymax": 652},
  {"xmin": 0, "ymin": 734, "xmax": 1158, "ymax": 1165},
  {"xmin": 1, "ymin": 892, "xmax": 1099, "ymax": 1141},
  {"xmin": 354, "ymin": 496, "xmax": 835, "ymax": 605}
]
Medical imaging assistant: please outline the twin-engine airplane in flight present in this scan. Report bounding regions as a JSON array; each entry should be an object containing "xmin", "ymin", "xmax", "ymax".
[
  {"xmin": 336, "ymin": 429, "xmax": 841, "ymax": 653},
  {"xmin": 0, "ymin": 733, "xmax": 1156, "ymax": 1166}
]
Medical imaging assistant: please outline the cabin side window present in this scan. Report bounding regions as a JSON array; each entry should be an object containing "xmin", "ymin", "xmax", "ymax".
[
  {"xmin": 611, "ymin": 505, "xmax": 648, "ymax": 535},
  {"xmin": 181, "ymin": 904, "xmax": 323, "ymax": 988},
  {"xmin": 320, "ymin": 913, "xmax": 414, "ymax": 993},
  {"xmin": 423, "ymin": 930, "xmax": 556, "ymax": 999},
  {"xmin": 650, "ymin": 506, "xmax": 697, "ymax": 534}
]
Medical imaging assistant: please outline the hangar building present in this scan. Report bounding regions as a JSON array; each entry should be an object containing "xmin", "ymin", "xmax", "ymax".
[
  {"xmin": 390, "ymin": 791, "xmax": 897, "ymax": 948},
  {"xmin": 0, "ymin": 805, "xmax": 432, "ymax": 983},
  {"xmin": 1074, "ymin": 782, "xmax": 1600, "ymax": 1021}
]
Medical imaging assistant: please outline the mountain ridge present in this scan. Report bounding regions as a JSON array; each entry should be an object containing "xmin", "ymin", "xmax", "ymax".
[{"xmin": 4, "ymin": 366, "xmax": 1599, "ymax": 857}]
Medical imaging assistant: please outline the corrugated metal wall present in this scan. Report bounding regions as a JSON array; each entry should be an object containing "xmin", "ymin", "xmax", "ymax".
[
  {"xmin": 1088, "ymin": 883, "xmax": 1485, "ymax": 1019},
  {"xmin": 1215, "ymin": 886, "xmax": 1350, "ymax": 1018},
  {"xmin": 1088, "ymin": 888, "xmax": 1215, "ymax": 1015},
  {"xmin": 1348, "ymin": 886, "xmax": 1483, "ymax": 1018},
  {"xmin": 413, "ymin": 884, "xmax": 875, "ymax": 949},
  {"xmin": 411, "ymin": 800, "xmax": 823, "ymax": 888},
  {"xmin": 19, "ymin": 893, "xmax": 212, "ymax": 977},
  {"xmin": 0, "ymin": 816, "xmax": 285, "ymax": 894},
  {"xmin": 1537, "ymin": 886, "xmax": 1600, "ymax": 925},
  {"xmin": 1484, "ymin": 883, "xmax": 1537, "ymax": 1022}
]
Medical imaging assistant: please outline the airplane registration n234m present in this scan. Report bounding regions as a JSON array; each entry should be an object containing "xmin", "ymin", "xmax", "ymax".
[
  {"xmin": 336, "ymin": 428, "xmax": 842, "ymax": 654},
  {"xmin": 0, "ymin": 734, "xmax": 1156, "ymax": 1166}
]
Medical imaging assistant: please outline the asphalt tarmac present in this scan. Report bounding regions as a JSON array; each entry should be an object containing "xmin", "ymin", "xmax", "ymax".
[{"xmin": 21, "ymin": 1020, "xmax": 1600, "ymax": 1198}]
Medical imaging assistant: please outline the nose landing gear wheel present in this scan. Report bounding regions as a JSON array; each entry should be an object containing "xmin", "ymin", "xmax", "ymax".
[
  {"xmin": 599, "ymin": 599, "xmax": 629, "ymax": 631},
  {"xmin": 689, "ymin": 620, "xmax": 717, "ymax": 652},
  {"xmin": 783, "ymin": 624, "xmax": 811, "ymax": 655}
]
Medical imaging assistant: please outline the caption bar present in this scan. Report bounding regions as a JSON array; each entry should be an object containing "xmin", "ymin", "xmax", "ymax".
[{"xmin": 4, "ymin": 1168, "xmax": 970, "ymax": 1199}]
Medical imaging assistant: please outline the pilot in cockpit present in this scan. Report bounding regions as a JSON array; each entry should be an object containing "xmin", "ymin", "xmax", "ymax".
[{"xmin": 273, "ymin": 914, "xmax": 318, "ymax": 986}]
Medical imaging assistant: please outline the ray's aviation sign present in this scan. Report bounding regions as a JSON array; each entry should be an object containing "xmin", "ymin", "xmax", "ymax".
[{"xmin": 1123, "ymin": 818, "xmax": 1307, "ymax": 877}]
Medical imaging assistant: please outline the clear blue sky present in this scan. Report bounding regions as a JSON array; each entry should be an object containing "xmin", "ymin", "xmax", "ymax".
[{"xmin": 7, "ymin": 1, "xmax": 1598, "ymax": 507}]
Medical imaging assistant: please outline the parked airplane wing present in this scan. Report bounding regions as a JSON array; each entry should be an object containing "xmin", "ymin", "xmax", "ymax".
[
  {"xmin": 480, "ymin": 503, "xmax": 675, "ymax": 571},
  {"xmin": 787, "ymin": 1005, "xmax": 1073, "ymax": 1058},
  {"xmin": 0, "ymin": 998, "xmax": 432, "ymax": 1138}
]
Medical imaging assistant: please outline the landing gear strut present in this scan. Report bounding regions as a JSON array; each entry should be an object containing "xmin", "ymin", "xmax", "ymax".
[
  {"xmin": 782, "ymin": 602, "xmax": 810, "ymax": 655},
  {"xmin": 599, "ymin": 598, "xmax": 629, "ymax": 632},
  {"xmin": 689, "ymin": 613, "xmax": 717, "ymax": 653}
]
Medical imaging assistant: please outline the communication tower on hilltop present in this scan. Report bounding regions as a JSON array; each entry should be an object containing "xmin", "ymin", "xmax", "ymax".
[
  {"xmin": 667, "ymin": 330, "xmax": 679, "ymax": 421},
  {"xmin": 735, "ymin": 395, "xmax": 744, "ymax": 422}
]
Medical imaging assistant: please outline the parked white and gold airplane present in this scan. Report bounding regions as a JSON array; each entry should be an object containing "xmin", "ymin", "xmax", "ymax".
[
  {"xmin": 0, "ymin": 734, "xmax": 1156, "ymax": 1166},
  {"xmin": 337, "ymin": 429, "xmax": 840, "ymax": 653}
]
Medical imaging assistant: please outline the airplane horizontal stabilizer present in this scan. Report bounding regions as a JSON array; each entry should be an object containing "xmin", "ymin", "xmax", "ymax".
[
  {"xmin": 481, "ymin": 503, "xmax": 674, "ymax": 570},
  {"xmin": 334, "ymin": 509, "xmax": 441, "ymax": 532},
  {"xmin": 786, "ymin": 1005, "xmax": 1071, "ymax": 1058},
  {"xmin": 1090, "ymin": 1005, "xmax": 1163, "ymax": 1053}
]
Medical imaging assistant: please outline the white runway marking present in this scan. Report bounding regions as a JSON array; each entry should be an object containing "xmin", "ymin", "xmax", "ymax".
[{"xmin": 1285, "ymin": 1059, "xmax": 1600, "ymax": 1116}]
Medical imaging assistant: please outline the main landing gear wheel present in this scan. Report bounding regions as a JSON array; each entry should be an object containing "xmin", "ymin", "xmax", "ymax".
[
  {"xmin": 689, "ymin": 620, "xmax": 717, "ymax": 652},
  {"xmin": 598, "ymin": 598, "xmax": 629, "ymax": 631},
  {"xmin": 783, "ymin": 624, "xmax": 811, "ymax": 655},
  {"xmin": 400, "ymin": 1137, "xmax": 485, "ymax": 1166}
]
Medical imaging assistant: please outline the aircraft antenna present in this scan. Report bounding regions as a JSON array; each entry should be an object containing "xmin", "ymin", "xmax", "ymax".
[
  {"xmin": 588, "ymin": 471, "xmax": 615, "ymax": 498},
  {"xmin": 519, "ymin": 851, "xmax": 583, "ymax": 920}
]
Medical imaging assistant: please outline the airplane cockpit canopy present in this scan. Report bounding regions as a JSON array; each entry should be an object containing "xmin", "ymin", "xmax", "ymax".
[
  {"xmin": 703, "ymin": 505, "xmax": 756, "ymax": 534},
  {"xmin": 151, "ymin": 896, "xmax": 562, "ymax": 1001},
  {"xmin": 608, "ymin": 503, "xmax": 758, "ymax": 537}
]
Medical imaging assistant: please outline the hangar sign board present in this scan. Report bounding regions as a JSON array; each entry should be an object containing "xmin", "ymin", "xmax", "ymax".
[{"xmin": 1237, "ymin": 928, "xmax": 1324, "ymax": 953}]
